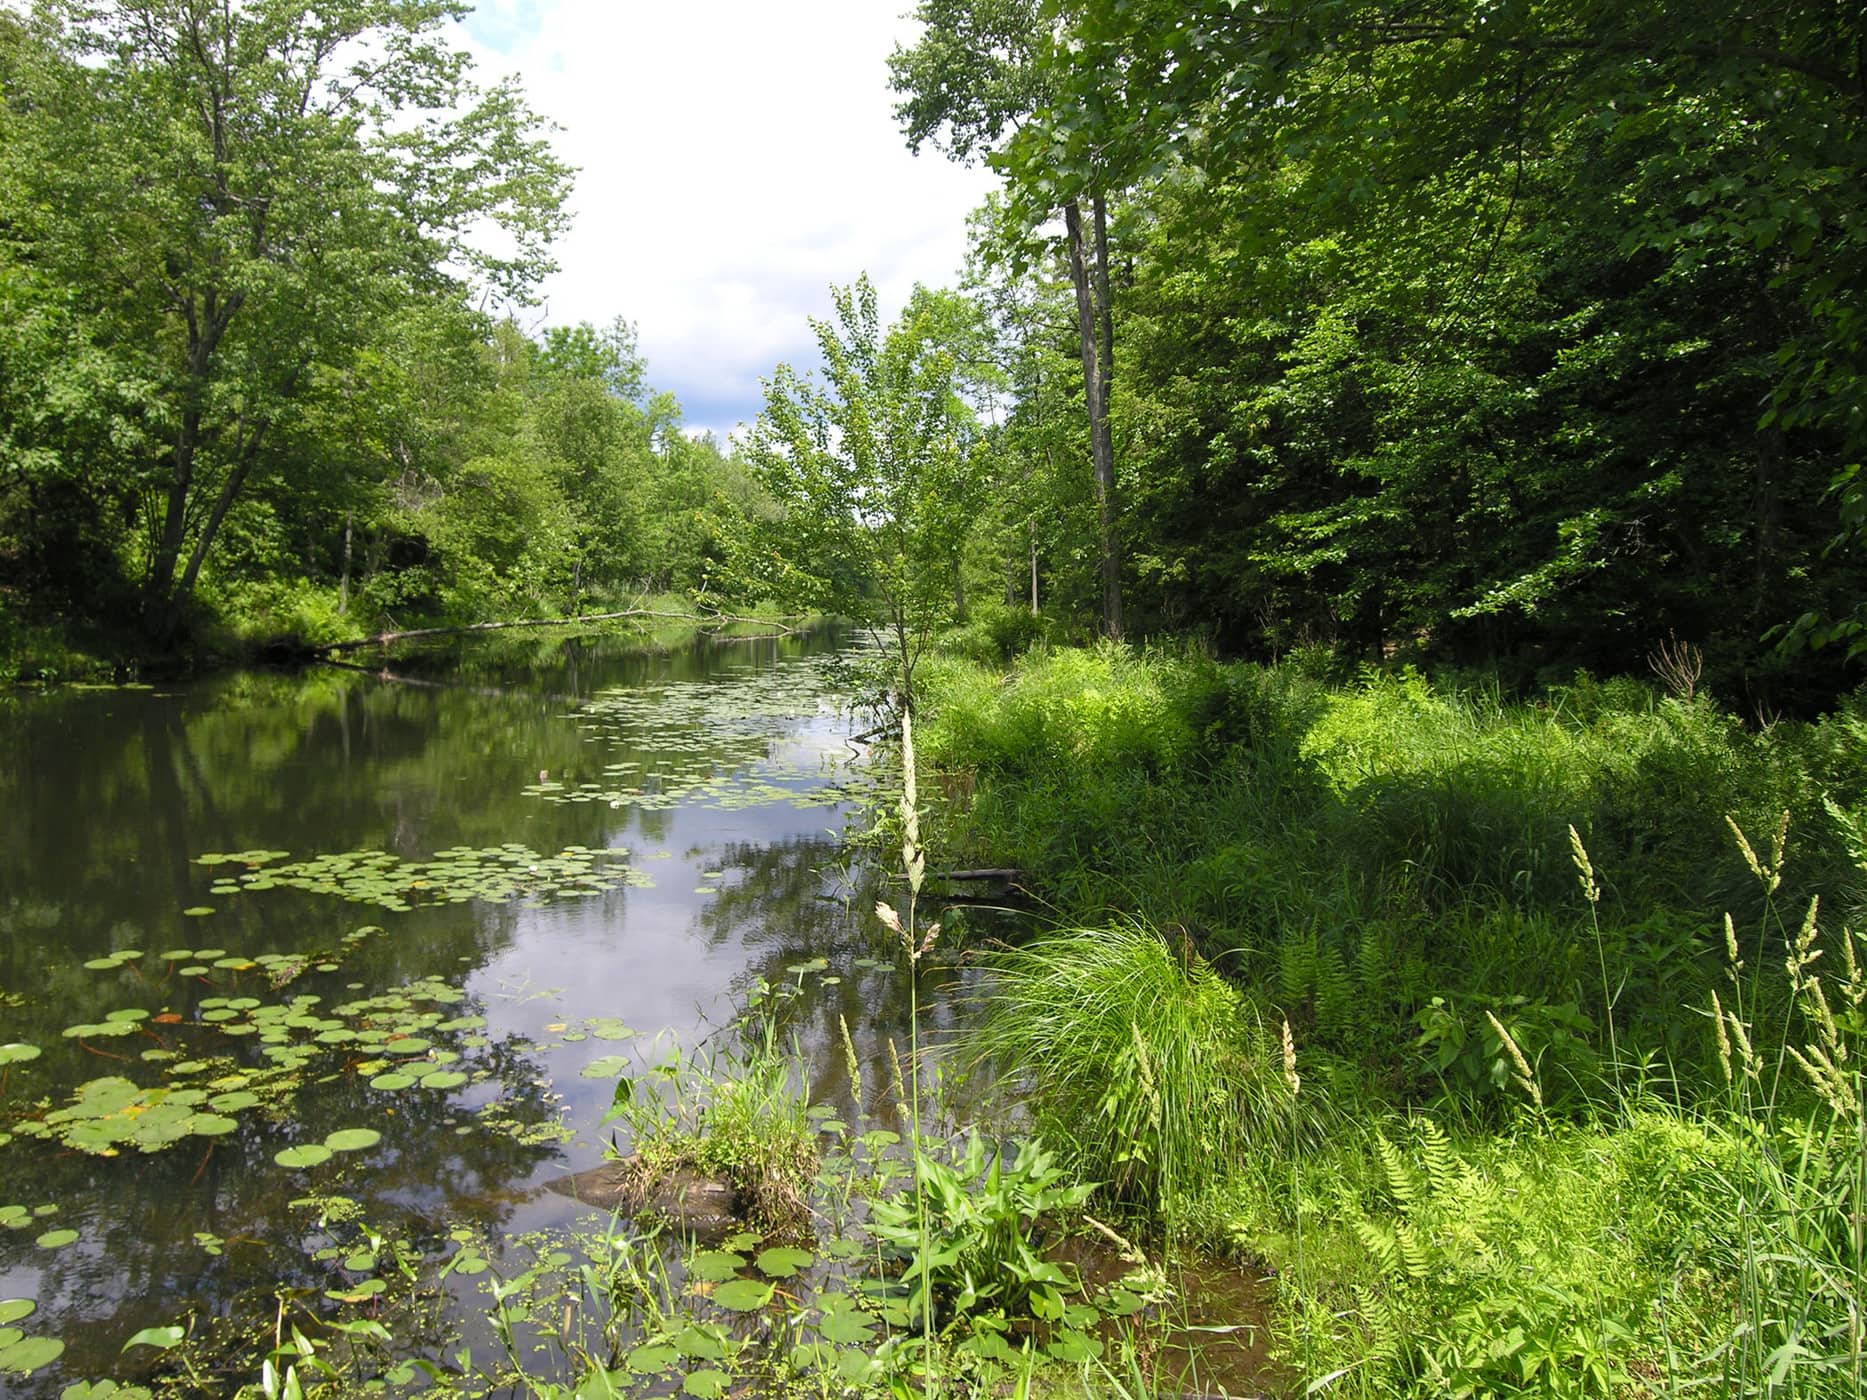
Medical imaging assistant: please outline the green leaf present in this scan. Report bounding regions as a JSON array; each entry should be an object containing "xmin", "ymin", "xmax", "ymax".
[
  {"xmin": 684, "ymin": 1250, "xmax": 744, "ymax": 1283},
  {"xmin": 122, "ymin": 1326, "xmax": 185, "ymax": 1351},
  {"xmin": 681, "ymin": 1368, "xmax": 730, "ymax": 1397},
  {"xmin": 275, "ymin": 1144, "xmax": 333, "ymax": 1169},
  {"xmin": 708, "ymin": 1278, "xmax": 773, "ymax": 1312},
  {"xmin": 753, "ymin": 1246, "xmax": 813, "ymax": 1278},
  {"xmin": 0, "ymin": 1335, "xmax": 63, "ymax": 1373},
  {"xmin": 322, "ymin": 1128, "xmax": 381, "ymax": 1153}
]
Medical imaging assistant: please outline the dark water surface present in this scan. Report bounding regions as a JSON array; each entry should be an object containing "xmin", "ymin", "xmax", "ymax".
[
  {"xmin": 0, "ymin": 628, "xmax": 1279, "ymax": 1397},
  {"xmin": 0, "ymin": 629, "xmax": 939, "ymax": 1392}
]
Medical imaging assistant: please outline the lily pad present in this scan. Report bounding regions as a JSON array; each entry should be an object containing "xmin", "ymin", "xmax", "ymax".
[
  {"xmin": 625, "ymin": 1344, "xmax": 680, "ymax": 1375},
  {"xmin": 684, "ymin": 1250, "xmax": 744, "ymax": 1283},
  {"xmin": 754, "ymin": 1246, "xmax": 814, "ymax": 1278},
  {"xmin": 275, "ymin": 1144, "xmax": 333, "ymax": 1169},
  {"xmin": 35, "ymin": 1228, "xmax": 79, "ymax": 1249},
  {"xmin": 0, "ymin": 1044, "xmax": 40, "ymax": 1066},
  {"xmin": 709, "ymin": 1278, "xmax": 774, "ymax": 1312},
  {"xmin": 0, "ymin": 1301, "xmax": 32, "ymax": 1326},
  {"xmin": 323, "ymin": 1128, "xmax": 380, "ymax": 1153},
  {"xmin": 0, "ymin": 1335, "xmax": 63, "ymax": 1374}
]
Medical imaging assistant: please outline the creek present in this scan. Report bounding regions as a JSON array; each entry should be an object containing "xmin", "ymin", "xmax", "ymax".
[{"xmin": 0, "ymin": 628, "xmax": 1275, "ymax": 1397}]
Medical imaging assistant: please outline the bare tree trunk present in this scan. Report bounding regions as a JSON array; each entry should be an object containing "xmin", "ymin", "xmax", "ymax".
[
  {"xmin": 1065, "ymin": 197, "xmax": 1123, "ymax": 641},
  {"xmin": 1031, "ymin": 524, "xmax": 1040, "ymax": 614},
  {"xmin": 338, "ymin": 511, "xmax": 353, "ymax": 615}
]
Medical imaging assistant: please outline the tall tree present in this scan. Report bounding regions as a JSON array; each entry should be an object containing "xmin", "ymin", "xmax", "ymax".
[
  {"xmin": 0, "ymin": 0, "xmax": 572, "ymax": 639},
  {"xmin": 891, "ymin": 0, "xmax": 1126, "ymax": 637}
]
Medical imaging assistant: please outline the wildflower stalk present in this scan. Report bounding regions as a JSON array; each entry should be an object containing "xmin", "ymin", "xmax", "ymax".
[
  {"xmin": 1569, "ymin": 825, "xmax": 1618, "ymax": 1093},
  {"xmin": 876, "ymin": 710, "xmax": 941, "ymax": 1393},
  {"xmin": 1282, "ymin": 1018, "xmax": 1308, "ymax": 1376}
]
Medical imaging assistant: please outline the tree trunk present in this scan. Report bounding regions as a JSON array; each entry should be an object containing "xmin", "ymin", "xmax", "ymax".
[
  {"xmin": 1065, "ymin": 197, "xmax": 1123, "ymax": 641},
  {"xmin": 338, "ymin": 511, "xmax": 353, "ymax": 615}
]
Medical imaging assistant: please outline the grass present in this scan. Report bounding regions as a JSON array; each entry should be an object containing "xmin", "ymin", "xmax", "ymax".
[
  {"xmin": 968, "ymin": 919, "xmax": 1328, "ymax": 1228},
  {"xmin": 915, "ymin": 642, "xmax": 1867, "ymax": 1396},
  {"xmin": 602, "ymin": 1015, "xmax": 820, "ymax": 1233}
]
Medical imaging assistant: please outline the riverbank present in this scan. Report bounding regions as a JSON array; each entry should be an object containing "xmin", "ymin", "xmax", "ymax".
[
  {"xmin": 0, "ymin": 591, "xmax": 816, "ymax": 685},
  {"xmin": 911, "ymin": 643, "xmax": 1867, "ymax": 1396}
]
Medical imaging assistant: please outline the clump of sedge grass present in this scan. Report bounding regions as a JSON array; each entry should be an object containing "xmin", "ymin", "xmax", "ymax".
[{"xmin": 968, "ymin": 919, "xmax": 1325, "ymax": 1227}]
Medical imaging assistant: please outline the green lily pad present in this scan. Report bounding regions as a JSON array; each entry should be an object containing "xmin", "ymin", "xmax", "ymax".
[
  {"xmin": 682, "ymin": 1369, "xmax": 730, "ymax": 1398},
  {"xmin": 581, "ymin": 1055, "xmax": 630, "ymax": 1078},
  {"xmin": 369, "ymin": 1072, "xmax": 416, "ymax": 1091},
  {"xmin": 323, "ymin": 1128, "xmax": 381, "ymax": 1153},
  {"xmin": 418, "ymin": 1070, "xmax": 467, "ymax": 1090},
  {"xmin": 275, "ymin": 1144, "xmax": 333, "ymax": 1169},
  {"xmin": 709, "ymin": 1278, "xmax": 774, "ymax": 1312},
  {"xmin": 35, "ymin": 1228, "xmax": 78, "ymax": 1249},
  {"xmin": 0, "ymin": 1301, "xmax": 32, "ymax": 1326},
  {"xmin": 0, "ymin": 1334, "xmax": 63, "ymax": 1374},
  {"xmin": 182, "ymin": 907, "xmax": 215, "ymax": 917},
  {"xmin": 625, "ymin": 1343, "xmax": 680, "ymax": 1375},
  {"xmin": 754, "ymin": 1246, "xmax": 814, "ymax": 1278},
  {"xmin": 0, "ymin": 1044, "xmax": 39, "ymax": 1066},
  {"xmin": 817, "ymin": 1310, "xmax": 875, "ymax": 1344},
  {"xmin": 188, "ymin": 1114, "xmax": 239, "ymax": 1136},
  {"xmin": 684, "ymin": 1250, "xmax": 744, "ymax": 1283}
]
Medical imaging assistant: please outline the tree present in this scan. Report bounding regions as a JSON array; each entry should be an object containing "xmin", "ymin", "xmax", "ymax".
[
  {"xmin": 891, "ymin": 0, "xmax": 1126, "ymax": 638},
  {"xmin": 1066, "ymin": 0, "xmax": 1867, "ymax": 671},
  {"xmin": 0, "ymin": 0, "xmax": 572, "ymax": 639},
  {"xmin": 741, "ymin": 276, "xmax": 987, "ymax": 707}
]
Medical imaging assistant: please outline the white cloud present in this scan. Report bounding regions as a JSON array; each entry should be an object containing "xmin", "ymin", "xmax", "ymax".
[{"xmin": 457, "ymin": 1, "xmax": 998, "ymax": 440}]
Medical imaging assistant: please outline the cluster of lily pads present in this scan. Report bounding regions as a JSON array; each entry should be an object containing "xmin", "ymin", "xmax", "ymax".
[
  {"xmin": 191, "ymin": 843, "xmax": 646, "ymax": 914},
  {"xmin": 521, "ymin": 652, "xmax": 880, "ymax": 815},
  {"xmin": 4, "ymin": 939, "xmax": 516, "ymax": 1159},
  {"xmin": 0, "ymin": 1296, "xmax": 63, "ymax": 1379}
]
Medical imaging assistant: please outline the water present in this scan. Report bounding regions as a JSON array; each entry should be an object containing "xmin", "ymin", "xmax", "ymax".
[
  {"xmin": 0, "ymin": 628, "xmax": 1280, "ymax": 1397},
  {"xmin": 0, "ymin": 629, "xmax": 916, "ymax": 1390}
]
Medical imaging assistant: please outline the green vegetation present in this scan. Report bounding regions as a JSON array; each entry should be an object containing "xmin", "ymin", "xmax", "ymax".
[
  {"xmin": 913, "ymin": 642, "xmax": 1867, "ymax": 1395},
  {"xmin": 7, "ymin": 0, "xmax": 1867, "ymax": 1395},
  {"xmin": 0, "ymin": 4, "xmax": 771, "ymax": 677}
]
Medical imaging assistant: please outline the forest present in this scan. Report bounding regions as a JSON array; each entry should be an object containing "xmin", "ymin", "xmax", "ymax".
[
  {"xmin": 3, "ymin": 0, "xmax": 1863, "ymax": 706},
  {"xmin": 3, "ymin": 2, "xmax": 1866, "ymax": 1398}
]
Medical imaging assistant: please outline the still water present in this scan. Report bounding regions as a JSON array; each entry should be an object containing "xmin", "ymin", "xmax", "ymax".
[{"xmin": 0, "ymin": 628, "xmax": 945, "ymax": 1392}]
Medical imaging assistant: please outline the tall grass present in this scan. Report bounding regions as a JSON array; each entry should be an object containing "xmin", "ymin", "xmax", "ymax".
[
  {"xmin": 921, "ymin": 644, "xmax": 1867, "ymax": 1396},
  {"xmin": 967, "ymin": 920, "xmax": 1327, "ymax": 1229}
]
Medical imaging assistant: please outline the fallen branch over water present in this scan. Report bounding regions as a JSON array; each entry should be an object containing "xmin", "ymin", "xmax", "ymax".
[{"xmin": 315, "ymin": 607, "xmax": 803, "ymax": 655}]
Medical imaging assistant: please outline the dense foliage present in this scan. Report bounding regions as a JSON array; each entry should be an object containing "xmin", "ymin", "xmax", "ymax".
[
  {"xmin": 890, "ymin": 0, "xmax": 1867, "ymax": 707},
  {"xmin": 919, "ymin": 644, "xmax": 1867, "ymax": 1395},
  {"xmin": 0, "ymin": 2, "xmax": 768, "ymax": 675}
]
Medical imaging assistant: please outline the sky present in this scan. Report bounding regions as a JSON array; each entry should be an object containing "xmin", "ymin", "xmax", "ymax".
[{"xmin": 456, "ymin": 1, "xmax": 999, "ymax": 441}]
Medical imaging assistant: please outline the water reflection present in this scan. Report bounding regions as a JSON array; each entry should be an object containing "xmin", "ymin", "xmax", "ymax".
[{"xmin": 0, "ymin": 627, "xmax": 922, "ymax": 1395}]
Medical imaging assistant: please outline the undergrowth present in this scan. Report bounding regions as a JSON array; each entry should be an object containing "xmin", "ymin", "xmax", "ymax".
[{"xmin": 920, "ymin": 644, "xmax": 1867, "ymax": 1396}]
